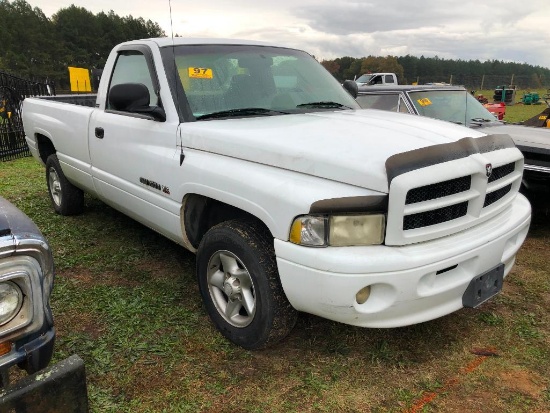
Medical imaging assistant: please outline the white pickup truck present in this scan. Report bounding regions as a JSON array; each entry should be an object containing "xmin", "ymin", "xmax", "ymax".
[
  {"xmin": 22, "ymin": 38, "xmax": 531, "ymax": 349},
  {"xmin": 355, "ymin": 72, "xmax": 398, "ymax": 86}
]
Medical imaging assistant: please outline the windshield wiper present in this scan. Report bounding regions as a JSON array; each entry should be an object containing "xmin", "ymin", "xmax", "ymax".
[
  {"xmin": 296, "ymin": 101, "xmax": 353, "ymax": 110},
  {"xmin": 196, "ymin": 108, "xmax": 290, "ymax": 120},
  {"xmin": 471, "ymin": 117, "xmax": 495, "ymax": 123}
]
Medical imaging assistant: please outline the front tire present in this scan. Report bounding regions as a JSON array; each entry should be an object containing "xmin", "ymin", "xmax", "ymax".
[
  {"xmin": 196, "ymin": 220, "xmax": 297, "ymax": 349},
  {"xmin": 45, "ymin": 154, "xmax": 84, "ymax": 215}
]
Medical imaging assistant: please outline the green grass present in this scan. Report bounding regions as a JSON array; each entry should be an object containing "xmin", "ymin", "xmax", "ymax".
[
  {"xmin": 1, "ymin": 158, "xmax": 550, "ymax": 412},
  {"xmin": 476, "ymin": 88, "xmax": 549, "ymax": 123}
]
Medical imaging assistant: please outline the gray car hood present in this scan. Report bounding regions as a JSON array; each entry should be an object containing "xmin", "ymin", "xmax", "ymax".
[{"xmin": 479, "ymin": 123, "xmax": 550, "ymax": 151}]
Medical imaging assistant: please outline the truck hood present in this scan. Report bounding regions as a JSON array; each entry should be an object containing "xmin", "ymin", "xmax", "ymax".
[
  {"xmin": 181, "ymin": 109, "xmax": 486, "ymax": 193},
  {"xmin": 0, "ymin": 195, "xmax": 46, "ymax": 253},
  {"xmin": 477, "ymin": 123, "xmax": 550, "ymax": 151}
]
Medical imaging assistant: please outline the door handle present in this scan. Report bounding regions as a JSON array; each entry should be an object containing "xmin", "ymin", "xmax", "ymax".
[{"xmin": 95, "ymin": 127, "xmax": 104, "ymax": 139}]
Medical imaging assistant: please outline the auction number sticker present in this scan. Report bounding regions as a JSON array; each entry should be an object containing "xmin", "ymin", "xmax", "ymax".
[
  {"xmin": 188, "ymin": 67, "xmax": 213, "ymax": 79},
  {"xmin": 417, "ymin": 98, "xmax": 432, "ymax": 107}
]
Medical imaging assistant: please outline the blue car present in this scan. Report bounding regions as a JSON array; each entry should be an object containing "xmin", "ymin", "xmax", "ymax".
[{"xmin": 0, "ymin": 196, "xmax": 89, "ymax": 411}]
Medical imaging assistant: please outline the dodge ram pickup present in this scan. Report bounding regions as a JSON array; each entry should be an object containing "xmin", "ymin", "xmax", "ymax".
[{"xmin": 22, "ymin": 38, "xmax": 531, "ymax": 349}]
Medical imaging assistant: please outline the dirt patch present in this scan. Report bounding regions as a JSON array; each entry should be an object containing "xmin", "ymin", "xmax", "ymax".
[
  {"xmin": 498, "ymin": 369, "xmax": 546, "ymax": 398},
  {"xmin": 425, "ymin": 367, "xmax": 546, "ymax": 413}
]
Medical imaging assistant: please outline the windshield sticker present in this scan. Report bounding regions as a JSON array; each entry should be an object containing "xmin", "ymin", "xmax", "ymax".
[
  {"xmin": 417, "ymin": 98, "xmax": 432, "ymax": 107},
  {"xmin": 188, "ymin": 67, "xmax": 213, "ymax": 79}
]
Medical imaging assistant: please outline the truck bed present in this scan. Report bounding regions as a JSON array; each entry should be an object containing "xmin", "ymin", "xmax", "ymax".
[{"xmin": 38, "ymin": 94, "xmax": 97, "ymax": 107}]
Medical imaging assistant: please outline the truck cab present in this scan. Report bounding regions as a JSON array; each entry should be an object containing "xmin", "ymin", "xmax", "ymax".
[{"xmin": 355, "ymin": 72, "xmax": 398, "ymax": 86}]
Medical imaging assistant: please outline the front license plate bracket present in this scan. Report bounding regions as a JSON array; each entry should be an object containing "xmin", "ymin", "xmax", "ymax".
[{"xmin": 462, "ymin": 263, "xmax": 504, "ymax": 308}]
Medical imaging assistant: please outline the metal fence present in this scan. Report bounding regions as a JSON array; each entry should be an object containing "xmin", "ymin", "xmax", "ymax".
[
  {"xmin": 409, "ymin": 74, "xmax": 550, "ymax": 91},
  {"xmin": 0, "ymin": 71, "xmax": 55, "ymax": 162}
]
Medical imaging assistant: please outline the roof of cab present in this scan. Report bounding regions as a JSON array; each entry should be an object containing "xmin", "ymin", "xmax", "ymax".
[
  {"xmin": 357, "ymin": 84, "xmax": 468, "ymax": 94},
  {"xmin": 119, "ymin": 37, "xmax": 285, "ymax": 49}
]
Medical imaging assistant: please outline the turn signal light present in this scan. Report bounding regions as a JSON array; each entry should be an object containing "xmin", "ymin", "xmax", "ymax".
[{"xmin": 0, "ymin": 340, "xmax": 12, "ymax": 356}]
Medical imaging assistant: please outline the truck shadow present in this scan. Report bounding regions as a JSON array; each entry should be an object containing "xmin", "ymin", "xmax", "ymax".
[{"xmin": 522, "ymin": 189, "xmax": 550, "ymax": 236}]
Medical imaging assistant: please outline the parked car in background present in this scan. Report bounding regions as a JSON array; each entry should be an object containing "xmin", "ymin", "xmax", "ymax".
[
  {"xmin": 356, "ymin": 85, "xmax": 550, "ymax": 191},
  {"xmin": 0, "ymin": 196, "xmax": 88, "ymax": 412},
  {"xmin": 0, "ymin": 195, "xmax": 55, "ymax": 386}
]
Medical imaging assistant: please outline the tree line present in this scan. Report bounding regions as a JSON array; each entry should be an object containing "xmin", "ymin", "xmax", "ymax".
[
  {"xmin": 1, "ymin": 0, "xmax": 549, "ymax": 91},
  {"xmin": 0, "ymin": 0, "xmax": 165, "ymax": 89},
  {"xmin": 321, "ymin": 55, "xmax": 550, "ymax": 89}
]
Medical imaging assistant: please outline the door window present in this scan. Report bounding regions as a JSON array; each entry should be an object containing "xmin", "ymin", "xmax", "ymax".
[
  {"xmin": 108, "ymin": 52, "xmax": 157, "ymax": 109},
  {"xmin": 356, "ymin": 94, "xmax": 400, "ymax": 111}
]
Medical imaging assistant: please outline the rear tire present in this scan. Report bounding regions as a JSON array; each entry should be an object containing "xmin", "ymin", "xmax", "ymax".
[
  {"xmin": 196, "ymin": 220, "xmax": 297, "ymax": 349},
  {"xmin": 45, "ymin": 154, "xmax": 84, "ymax": 215}
]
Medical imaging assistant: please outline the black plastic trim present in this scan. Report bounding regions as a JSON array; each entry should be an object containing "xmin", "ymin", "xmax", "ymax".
[
  {"xmin": 309, "ymin": 195, "xmax": 388, "ymax": 214},
  {"xmin": 104, "ymin": 109, "xmax": 160, "ymax": 121},
  {"xmin": 385, "ymin": 134, "xmax": 516, "ymax": 185},
  {"xmin": 516, "ymin": 145, "xmax": 550, "ymax": 157}
]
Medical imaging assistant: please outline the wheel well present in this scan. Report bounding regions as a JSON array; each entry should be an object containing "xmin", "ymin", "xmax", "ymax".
[
  {"xmin": 182, "ymin": 194, "xmax": 271, "ymax": 250},
  {"xmin": 36, "ymin": 134, "xmax": 56, "ymax": 164}
]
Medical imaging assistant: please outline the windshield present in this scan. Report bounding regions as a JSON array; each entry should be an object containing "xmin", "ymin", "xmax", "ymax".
[
  {"xmin": 355, "ymin": 74, "xmax": 373, "ymax": 84},
  {"xmin": 408, "ymin": 90, "xmax": 497, "ymax": 126},
  {"xmin": 167, "ymin": 44, "xmax": 359, "ymax": 119}
]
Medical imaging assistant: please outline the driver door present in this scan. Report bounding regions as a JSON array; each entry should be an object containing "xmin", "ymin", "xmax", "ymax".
[{"xmin": 88, "ymin": 46, "xmax": 183, "ymax": 243}]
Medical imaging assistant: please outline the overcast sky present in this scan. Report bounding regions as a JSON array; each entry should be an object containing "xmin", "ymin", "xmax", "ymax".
[{"xmin": 29, "ymin": 0, "xmax": 550, "ymax": 69}]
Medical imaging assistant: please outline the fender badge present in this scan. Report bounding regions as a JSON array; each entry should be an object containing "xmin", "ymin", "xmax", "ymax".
[{"xmin": 485, "ymin": 163, "xmax": 493, "ymax": 179}]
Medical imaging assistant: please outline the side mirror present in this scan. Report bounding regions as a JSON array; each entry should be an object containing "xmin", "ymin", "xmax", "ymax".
[
  {"xmin": 108, "ymin": 83, "xmax": 166, "ymax": 121},
  {"xmin": 342, "ymin": 80, "xmax": 358, "ymax": 99}
]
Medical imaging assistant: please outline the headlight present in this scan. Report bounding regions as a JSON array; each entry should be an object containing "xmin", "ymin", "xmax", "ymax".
[
  {"xmin": 329, "ymin": 215, "xmax": 385, "ymax": 246},
  {"xmin": 0, "ymin": 281, "xmax": 24, "ymax": 325},
  {"xmin": 290, "ymin": 214, "xmax": 386, "ymax": 247},
  {"xmin": 290, "ymin": 216, "xmax": 327, "ymax": 246}
]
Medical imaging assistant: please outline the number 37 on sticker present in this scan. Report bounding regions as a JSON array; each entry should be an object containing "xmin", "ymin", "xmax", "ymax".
[{"xmin": 188, "ymin": 67, "xmax": 213, "ymax": 79}]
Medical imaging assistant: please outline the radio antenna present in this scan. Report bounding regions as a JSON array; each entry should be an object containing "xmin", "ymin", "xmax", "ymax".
[
  {"xmin": 168, "ymin": 0, "xmax": 185, "ymax": 165},
  {"xmin": 168, "ymin": 0, "xmax": 175, "ymax": 40}
]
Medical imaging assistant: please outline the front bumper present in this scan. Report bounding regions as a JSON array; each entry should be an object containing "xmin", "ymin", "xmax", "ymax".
[
  {"xmin": 275, "ymin": 193, "xmax": 531, "ymax": 327},
  {"xmin": 1, "ymin": 326, "xmax": 55, "ymax": 374},
  {"xmin": 0, "ymin": 354, "xmax": 88, "ymax": 413}
]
